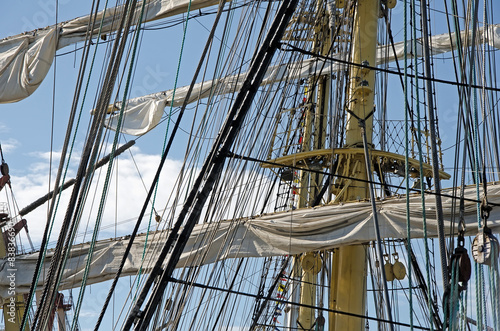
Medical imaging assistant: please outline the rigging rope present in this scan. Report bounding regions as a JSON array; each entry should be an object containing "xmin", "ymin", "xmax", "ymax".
[
  {"xmin": 467, "ymin": 0, "xmax": 489, "ymax": 327},
  {"xmin": 410, "ymin": 2, "xmax": 435, "ymax": 328},
  {"xmin": 280, "ymin": 43, "xmax": 500, "ymax": 93},
  {"xmin": 34, "ymin": 0, "xmax": 140, "ymax": 328},
  {"xmin": 403, "ymin": 0, "xmax": 413, "ymax": 327},
  {"xmin": 70, "ymin": 1, "xmax": 149, "ymax": 329},
  {"xmin": 418, "ymin": 0, "xmax": 449, "ymax": 294},
  {"xmin": 92, "ymin": 1, "xmax": 229, "ymax": 328},
  {"xmin": 122, "ymin": 0, "xmax": 299, "ymax": 327},
  {"xmin": 136, "ymin": 0, "xmax": 195, "ymax": 294},
  {"xmin": 353, "ymin": 110, "xmax": 394, "ymax": 330},
  {"xmin": 10, "ymin": 0, "xmax": 496, "ymax": 330},
  {"xmin": 165, "ymin": 274, "xmax": 434, "ymax": 330},
  {"xmin": 20, "ymin": 0, "xmax": 109, "ymax": 328},
  {"xmin": 48, "ymin": 0, "xmax": 59, "ymax": 249}
]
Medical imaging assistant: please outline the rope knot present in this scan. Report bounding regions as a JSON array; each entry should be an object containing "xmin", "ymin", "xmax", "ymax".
[{"xmin": 480, "ymin": 196, "xmax": 492, "ymax": 226}]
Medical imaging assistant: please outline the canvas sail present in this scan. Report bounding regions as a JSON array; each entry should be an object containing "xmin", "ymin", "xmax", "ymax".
[
  {"xmin": 0, "ymin": 0, "xmax": 220, "ymax": 103},
  {"xmin": 103, "ymin": 23, "xmax": 500, "ymax": 135},
  {"xmin": 0, "ymin": 182, "xmax": 498, "ymax": 303}
]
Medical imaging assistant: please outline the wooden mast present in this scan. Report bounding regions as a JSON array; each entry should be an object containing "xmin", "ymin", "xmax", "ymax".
[
  {"xmin": 290, "ymin": 0, "xmax": 380, "ymax": 329},
  {"xmin": 330, "ymin": 0, "xmax": 379, "ymax": 330}
]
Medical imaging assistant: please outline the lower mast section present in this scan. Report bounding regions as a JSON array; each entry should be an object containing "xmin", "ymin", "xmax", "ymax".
[{"xmin": 330, "ymin": 0, "xmax": 379, "ymax": 329}]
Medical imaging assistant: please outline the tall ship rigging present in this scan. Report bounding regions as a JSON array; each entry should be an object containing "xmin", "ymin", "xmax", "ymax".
[{"xmin": 0, "ymin": 0, "xmax": 500, "ymax": 330}]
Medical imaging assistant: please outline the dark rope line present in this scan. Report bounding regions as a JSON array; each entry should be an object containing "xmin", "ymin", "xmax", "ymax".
[
  {"xmin": 166, "ymin": 276, "xmax": 432, "ymax": 330},
  {"xmin": 22, "ymin": 0, "xmax": 105, "ymax": 328},
  {"xmin": 36, "ymin": 0, "xmax": 139, "ymax": 327}
]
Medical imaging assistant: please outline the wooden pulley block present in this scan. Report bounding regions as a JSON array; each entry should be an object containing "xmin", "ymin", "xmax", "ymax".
[
  {"xmin": 392, "ymin": 253, "xmax": 406, "ymax": 280},
  {"xmin": 452, "ymin": 246, "xmax": 471, "ymax": 283},
  {"xmin": 1, "ymin": 162, "xmax": 8, "ymax": 176},
  {"xmin": 384, "ymin": 255, "xmax": 394, "ymax": 282},
  {"xmin": 472, "ymin": 229, "xmax": 499, "ymax": 266},
  {"xmin": 301, "ymin": 252, "xmax": 322, "ymax": 274},
  {"xmin": 384, "ymin": 262, "xmax": 394, "ymax": 282}
]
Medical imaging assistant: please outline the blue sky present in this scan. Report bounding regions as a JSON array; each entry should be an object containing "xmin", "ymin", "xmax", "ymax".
[{"xmin": 1, "ymin": 0, "xmax": 499, "ymax": 329}]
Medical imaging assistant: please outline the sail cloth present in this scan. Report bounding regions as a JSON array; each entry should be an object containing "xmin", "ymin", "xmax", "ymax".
[
  {"xmin": 0, "ymin": 0, "xmax": 220, "ymax": 103},
  {"xmin": 0, "ymin": 183, "xmax": 499, "ymax": 303},
  {"xmin": 0, "ymin": 28, "xmax": 58, "ymax": 103},
  {"xmin": 105, "ymin": 23, "xmax": 500, "ymax": 135},
  {"xmin": 377, "ymin": 23, "xmax": 500, "ymax": 63},
  {"xmin": 104, "ymin": 62, "xmax": 320, "ymax": 135}
]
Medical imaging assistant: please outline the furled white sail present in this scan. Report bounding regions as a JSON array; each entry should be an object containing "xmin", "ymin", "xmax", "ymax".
[
  {"xmin": 105, "ymin": 62, "xmax": 318, "ymax": 135},
  {"xmin": 0, "ymin": 28, "xmax": 57, "ymax": 103},
  {"xmin": 105, "ymin": 23, "xmax": 500, "ymax": 135},
  {"xmin": 0, "ymin": 0, "xmax": 220, "ymax": 103},
  {"xmin": 0, "ymin": 183, "xmax": 498, "ymax": 303},
  {"xmin": 377, "ymin": 23, "xmax": 500, "ymax": 63}
]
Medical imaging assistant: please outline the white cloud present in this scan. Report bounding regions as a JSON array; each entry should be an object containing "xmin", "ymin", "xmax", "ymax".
[
  {"xmin": 6, "ymin": 145, "xmax": 183, "ymax": 251},
  {"xmin": 0, "ymin": 138, "xmax": 19, "ymax": 153},
  {"xmin": 0, "ymin": 122, "xmax": 10, "ymax": 133}
]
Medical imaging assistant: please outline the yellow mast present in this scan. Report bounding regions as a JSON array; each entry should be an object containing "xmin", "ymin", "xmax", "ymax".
[
  {"xmin": 291, "ymin": 0, "xmax": 380, "ymax": 328},
  {"xmin": 266, "ymin": 0, "xmax": 405, "ymax": 328},
  {"xmin": 330, "ymin": 0, "xmax": 379, "ymax": 330}
]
